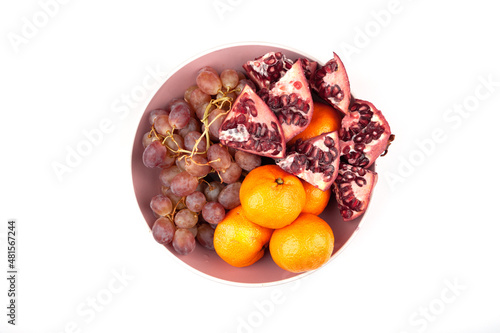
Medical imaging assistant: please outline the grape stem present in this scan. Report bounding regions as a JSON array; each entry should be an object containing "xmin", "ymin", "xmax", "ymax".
[
  {"xmin": 199, "ymin": 178, "xmax": 212, "ymax": 188},
  {"xmin": 167, "ymin": 196, "xmax": 187, "ymax": 222},
  {"xmin": 150, "ymin": 86, "xmax": 238, "ymax": 186},
  {"xmin": 200, "ymin": 94, "xmax": 232, "ymax": 154}
]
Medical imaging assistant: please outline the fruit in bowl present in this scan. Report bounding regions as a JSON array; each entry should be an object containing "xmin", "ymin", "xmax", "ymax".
[{"xmin": 131, "ymin": 43, "xmax": 394, "ymax": 285}]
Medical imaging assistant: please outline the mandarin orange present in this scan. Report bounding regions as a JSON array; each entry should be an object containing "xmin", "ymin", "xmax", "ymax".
[
  {"xmin": 301, "ymin": 179, "xmax": 331, "ymax": 215},
  {"xmin": 288, "ymin": 101, "xmax": 342, "ymax": 146},
  {"xmin": 239, "ymin": 165, "xmax": 305, "ymax": 229},
  {"xmin": 214, "ymin": 206, "xmax": 273, "ymax": 267},
  {"xmin": 270, "ymin": 213, "xmax": 334, "ymax": 273}
]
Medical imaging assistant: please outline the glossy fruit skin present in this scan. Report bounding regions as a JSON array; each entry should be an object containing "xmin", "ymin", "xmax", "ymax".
[
  {"xmin": 142, "ymin": 140, "xmax": 167, "ymax": 168},
  {"xmin": 214, "ymin": 206, "xmax": 273, "ymax": 267},
  {"xmin": 301, "ymin": 180, "xmax": 331, "ymax": 216},
  {"xmin": 239, "ymin": 165, "xmax": 306, "ymax": 229},
  {"xmin": 151, "ymin": 217, "xmax": 175, "ymax": 245},
  {"xmin": 269, "ymin": 213, "xmax": 334, "ymax": 273}
]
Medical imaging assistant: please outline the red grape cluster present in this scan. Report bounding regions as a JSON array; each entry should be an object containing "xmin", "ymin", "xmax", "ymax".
[{"xmin": 142, "ymin": 66, "xmax": 262, "ymax": 255}]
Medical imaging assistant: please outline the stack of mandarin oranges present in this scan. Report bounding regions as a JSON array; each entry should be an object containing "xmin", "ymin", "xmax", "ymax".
[{"xmin": 214, "ymin": 102, "xmax": 343, "ymax": 273}]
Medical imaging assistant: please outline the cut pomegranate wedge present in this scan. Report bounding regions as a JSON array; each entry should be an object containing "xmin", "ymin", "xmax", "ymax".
[
  {"xmin": 310, "ymin": 52, "xmax": 351, "ymax": 114},
  {"xmin": 333, "ymin": 163, "xmax": 378, "ymax": 221},
  {"xmin": 259, "ymin": 61, "xmax": 314, "ymax": 142},
  {"xmin": 277, "ymin": 131, "xmax": 340, "ymax": 191},
  {"xmin": 339, "ymin": 99, "xmax": 392, "ymax": 168},
  {"xmin": 243, "ymin": 51, "xmax": 293, "ymax": 90},
  {"xmin": 298, "ymin": 58, "xmax": 318, "ymax": 81},
  {"xmin": 219, "ymin": 85, "xmax": 286, "ymax": 158}
]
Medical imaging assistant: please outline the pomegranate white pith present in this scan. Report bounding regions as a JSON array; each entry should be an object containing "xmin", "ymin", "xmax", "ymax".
[
  {"xmin": 243, "ymin": 51, "xmax": 293, "ymax": 90},
  {"xmin": 259, "ymin": 61, "xmax": 314, "ymax": 143},
  {"xmin": 219, "ymin": 85, "xmax": 287, "ymax": 158}
]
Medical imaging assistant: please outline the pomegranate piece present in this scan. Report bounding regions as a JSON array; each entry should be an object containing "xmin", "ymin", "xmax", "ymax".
[
  {"xmin": 298, "ymin": 58, "xmax": 318, "ymax": 81},
  {"xmin": 242, "ymin": 51, "xmax": 293, "ymax": 90},
  {"xmin": 277, "ymin": 131, "xmax": 340, "ymax": 191},
  {"xmin": 310, "ymin": 52, "xmax": 351, "ymax": 114},
  {"xmin": 333, "ymin": 163, "xmax": 377, "ymax": 221},
  {"xmin": 260, "ymin": 61, "xmax": 314, "ymax": 142},
  {"xmin": 339, "ymin": 99, "xmax": 392, "ymax": 168},
  {"xmin": 219, "ymin": 85, "xmax": 286, "ymax": 158}
]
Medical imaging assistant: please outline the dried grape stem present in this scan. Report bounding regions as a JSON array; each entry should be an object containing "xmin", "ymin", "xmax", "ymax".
[
  {"xmin": 185, "ymin": 155, "xmax": 211, "ymax": 167},
  {"xmin": 150, "ymin": 125, "xmax": 162, "ymax": 141},
  {"xmin": 199, "ymin": 178, "xmax": 212, "ymax": 188},
  {"xmin": 167, "ymin": 196, "xmax": 186, "ymax": 222},
  {"xmin": 197, "ymin": 92, "xmax": 233, "ymax": 155},
  {"xmin": 150, "ymin": 88, "xmax": 235, "ymax": 167}
]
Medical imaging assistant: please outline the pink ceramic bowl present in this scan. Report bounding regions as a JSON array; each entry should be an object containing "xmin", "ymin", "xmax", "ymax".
[{"xmin": 131, "ymin": 42, "xmax": 368, "ymax": 286}]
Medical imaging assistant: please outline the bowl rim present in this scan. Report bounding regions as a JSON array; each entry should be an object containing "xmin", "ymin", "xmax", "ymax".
[
  {"xmin": 166, "ymin": 40, "xmax": 324, "ymax": 82},
  {"xmin": 131, "ymin": 41, "xmax": 370, "ymax": 287}
]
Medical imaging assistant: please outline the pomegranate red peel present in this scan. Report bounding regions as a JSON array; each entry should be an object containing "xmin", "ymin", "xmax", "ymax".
[
  {"xmin": 311, "ymin": 52, "xmax": 351, "ymax": 115},
  {"xmin": 260, "ymin": 61, "xmax": 315, "ymax": 143},
  {"xmin": 277, "ymin": 131, "xmax": 340, "ymax": 191},
  {"xmin": 339, "ymin": 99, "xmax": 392, "ymax": 168},
  {"xmin": 219, "ymin": 85, "xmax": 286, "ymax": 158},
  {"xmin": 333, "ymin": 163, "xmax": 378, "ymax": 221}
]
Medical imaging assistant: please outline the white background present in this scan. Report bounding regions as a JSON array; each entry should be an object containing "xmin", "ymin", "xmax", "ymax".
[{"xmin": 1, "ymin": 0, "xmax": 499, "ymax": 332}]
